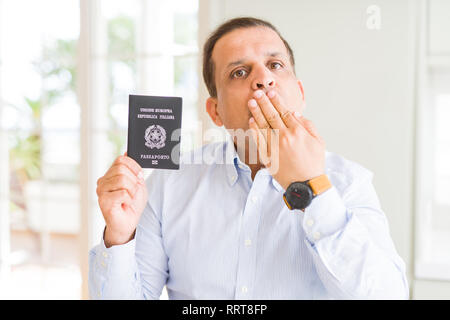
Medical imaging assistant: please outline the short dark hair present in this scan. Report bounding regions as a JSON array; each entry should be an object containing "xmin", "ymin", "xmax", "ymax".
[{"xmin": 202, "ymin": 17, "xmax": 296, "ymax": 98}]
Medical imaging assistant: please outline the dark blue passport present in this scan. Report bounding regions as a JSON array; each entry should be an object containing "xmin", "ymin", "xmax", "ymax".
[{"xmin": 127, "ymin": 94, "xmax": 182, "ymax": 169}]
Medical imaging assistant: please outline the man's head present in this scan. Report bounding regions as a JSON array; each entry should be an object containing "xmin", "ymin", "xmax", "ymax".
[{"xmin": 203, "ymin": 17, "xmax": 305, "ymax": 131}]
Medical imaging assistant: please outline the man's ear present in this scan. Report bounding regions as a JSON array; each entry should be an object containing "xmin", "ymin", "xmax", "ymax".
[
  {"xmin": 206, "ymin": 97, "xmax": 224, "ymax": 127},
  {"xmin": 297, "ymin": 80, "xmax": 305, "ymax": 102}
]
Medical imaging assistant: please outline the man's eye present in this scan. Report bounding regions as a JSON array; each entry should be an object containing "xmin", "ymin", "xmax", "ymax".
[
  {"xmin": 232, "ymin": 69, "xmax": 247, "ymax": 79},
  {"xmin": 270, "ymin": 62, "xmax": 282, "ymax": 70}
]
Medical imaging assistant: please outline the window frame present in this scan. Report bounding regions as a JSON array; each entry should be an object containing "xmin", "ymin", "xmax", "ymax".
[
  {"xmin": 0, "ymin": 0, "xmax": 12, "ymax": 279},
  {"xmin": 414, "ymin": 0, "xmax": 450, "ymax": 283},
  {"xmin": 78, "ymin": 0, "xmax": 200, "ymax": 299}
]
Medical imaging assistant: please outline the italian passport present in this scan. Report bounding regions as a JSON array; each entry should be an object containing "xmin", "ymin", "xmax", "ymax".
[{"xmin": 127, "ymin": 94, "xmax": 182, "ymax": 169}]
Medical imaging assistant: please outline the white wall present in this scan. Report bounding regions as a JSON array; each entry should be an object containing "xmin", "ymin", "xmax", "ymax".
[
  {"xmin": 199, "ymin": 0, "xmax": 418, "ymax": 292},
  {"xmin": 429, "ymin": 0, "xmax": 450, "ymax": 54}
]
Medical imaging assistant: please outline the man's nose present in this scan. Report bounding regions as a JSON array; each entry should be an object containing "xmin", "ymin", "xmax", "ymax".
[{"xmin": 251, "ymin": 68, "xmax": 275, "ymax": 91}]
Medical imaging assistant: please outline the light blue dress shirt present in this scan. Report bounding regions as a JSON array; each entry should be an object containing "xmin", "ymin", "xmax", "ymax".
[{"xmin": 89, "ymin": 136, "xmax": 409, "ymax": 299}]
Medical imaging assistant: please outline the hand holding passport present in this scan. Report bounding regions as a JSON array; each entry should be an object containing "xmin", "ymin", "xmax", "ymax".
[
  {"xmin": 127, "ymin": 94, "xmax": 182, "ymax": 170},
  {"xmin": 98, "ymin": 94, "xmax": 182, "ymax": 247}
]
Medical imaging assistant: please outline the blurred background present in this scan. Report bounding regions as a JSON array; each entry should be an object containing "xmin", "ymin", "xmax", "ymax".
[{"xmin": 0, "ymin": 0, "xmax": 448, "ymax": 299}]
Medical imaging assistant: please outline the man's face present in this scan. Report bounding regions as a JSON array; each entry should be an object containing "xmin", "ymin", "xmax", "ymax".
[{"xmin": 206, "ymin": 26, "xmax": 305, "ymax": 130}]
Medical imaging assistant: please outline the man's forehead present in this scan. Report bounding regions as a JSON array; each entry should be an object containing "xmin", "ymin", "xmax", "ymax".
[{"xmin": 212, "ymin": 27, "xmax": 289, "ymax": 69}]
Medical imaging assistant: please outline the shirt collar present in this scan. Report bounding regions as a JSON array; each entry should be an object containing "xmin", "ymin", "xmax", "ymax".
[
  {"xmin": 270, "ymin": 176, "xmax": 284, "ymax": 193},
  {"xmin": 223, "ymin": 135, "xmax": 239, "ymax": 186},
  {"xmin": 222, "ymin": 135, "xmax": 284, "ymax": 192}
]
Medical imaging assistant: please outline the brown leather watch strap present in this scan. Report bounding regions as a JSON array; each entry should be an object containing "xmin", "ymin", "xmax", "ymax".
[{"xmin": 308, "ymin": 174, "xmax": 332, "ymax": 196}]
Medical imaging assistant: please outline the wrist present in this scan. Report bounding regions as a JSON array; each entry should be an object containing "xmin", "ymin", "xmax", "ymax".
[
  {"xmin": 104, "ymin": 227, "xmax": 136, "ymax": 248},
  {"xmin": 283, "ymin": 174, "xmax": 332, "ymax": 211},
  {"xmin": 280, "ymin": 171, "xmax": 325, "ymax": 191}
]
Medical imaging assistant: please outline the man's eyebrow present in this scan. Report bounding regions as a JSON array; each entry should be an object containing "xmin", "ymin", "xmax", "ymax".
[
  {"xmin": 226, "ymin": 59, "xmax": 246, "ymax": 69},
  {"xmin": 224, "ymin": 52, "xmax": 285, "ymax": 71}
]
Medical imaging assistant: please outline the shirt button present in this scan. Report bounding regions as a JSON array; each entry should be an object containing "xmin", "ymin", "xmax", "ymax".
[
  {"xmin": 102, "ymin": 252, "xmax": 108, "ymax": 258},
  {"xmin": 241, "ymin": 286, "xmax": 248, "ymax": 293},
  {"xmin": 245, "ymin": 239, "xmax": 252, "ymax": 246},
  {"xmin": 306, "ymin": 219, "xmax": 314, "ymax": 227},
  {"xmin": 251, "ymin": 196, "xmax": 258, "ymax": 203},
  {"xmin": 313, "ymin": 231, "xmax": 321, "ymax": 240},
  {"xmin": 231, "ymin": 176, "xmax": 237, "ymax": 183},
  {"xmin": 238, "ymin": 164, "xmax": 245, "ymax": 170},
  {"xmin": 100, "ymin": 261, "xmax": 106, "ymax": 268}
]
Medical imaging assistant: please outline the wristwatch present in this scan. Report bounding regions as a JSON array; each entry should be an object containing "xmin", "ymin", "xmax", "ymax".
[{"xmin": 283, "ymin": 174, "xmax": 332, "ymax": 210}]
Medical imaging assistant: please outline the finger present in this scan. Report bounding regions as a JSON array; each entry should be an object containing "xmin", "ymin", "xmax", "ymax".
[
  {"xmin": 99, "ymin": 189, "xmax": 137, "ymax": 217},
  {"xmin": 288, "ymin": 111, "xmax": 310, "ymax": 135},
  {"xmin": 248, "ymin": 99, "xmax": 270, "ymax": 136},
  {"xmin": 97, "ymin": 174, "xmax": 139, "ymax": 199},
  {"xmin": 249, "ymin": 117, "xmax": 270, "ymax": 166},
  {"xmin": 103, "ymin": 164, "xmax": 145, "ymax": 186},
  {"xmin": 266, "ymin": 90, "xmax": 292, "ymax": 127},
  {"xmin": 300, "ymin": 117, "xmax": 319, "ymax": 138},
  {"xmin": 294, "ymin": 113, "xmax": 322, "ymax": 140},
  {"xmin": 253, "ymin": 90, "xmax": 286, "ymax": 129},
  {"xmin": 100, "ymin": 189, "xmax": 132, "ymax": 207},
  {"xmin": 113, "ymin": 155, "xmax": 143, "ymax": 179},
  {"xmin": 265, "ymin": 127, "xmax": 279, "ymax": 159},
  {"xmin": 276, "ymin": 110, "xmax": 302, "ymax": 129}
]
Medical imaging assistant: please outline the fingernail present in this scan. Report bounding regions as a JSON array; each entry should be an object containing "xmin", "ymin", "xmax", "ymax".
[
  {"xmin": 138, "ymin": 171, "xmax": 144, "ymax": 179},
  {"xmin": 267, "ymin": 90, "xmax": 275, "ymax": 98},
  {"xmin": 254, "ymin": 90, "xmax": 263, "ymax": 99},
  {"xmin": 249, "ymin": 117, "xmax": 255, "ymax": 124},
  {"xmin": 248, "ymin": 99, "xmax": 257, "ymax": 108},
  {"xmin": 294, "ymin": 111, "xmax": 302, "ymax": 118}
]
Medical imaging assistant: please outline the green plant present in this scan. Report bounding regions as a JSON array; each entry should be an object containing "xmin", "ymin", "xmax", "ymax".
[
  {"xmin": 9, "ymin": 38, "xmax": 77, "ymax": 210},
  {"xmin": 10, "ymin": 133, "xmax": 41, "ymax": 182}
]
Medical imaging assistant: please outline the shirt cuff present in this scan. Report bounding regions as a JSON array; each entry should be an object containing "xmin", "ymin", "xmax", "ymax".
[
  {"xmin": 98, "ymin": 237, "xmax": 137, "ymax": 277},
  {"xmin": 302, "ymin": 186, "xmax": 348, "ymax": 244}
]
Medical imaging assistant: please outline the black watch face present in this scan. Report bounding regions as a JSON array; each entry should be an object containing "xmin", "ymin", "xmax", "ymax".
[{"xmin": 285, "ymin": 182, "xmax": 313, "ymax": 210}]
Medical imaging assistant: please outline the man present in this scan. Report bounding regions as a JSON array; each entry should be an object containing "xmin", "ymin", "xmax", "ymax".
[{"xmin": 89, "ymin": 17, "xmax": 409, "ymax": 299}]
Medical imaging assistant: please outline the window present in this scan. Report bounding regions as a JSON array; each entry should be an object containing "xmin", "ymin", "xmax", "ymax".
[
  {"xmin": 0, "ymin": 0, "xmax": 199, "ymax": 299},
  {"xmin": 0, "ymin": 0, "xmax": 81, "ymax": 299},
  {"xmin": 415, "ymin": 71, "xmax": 450, "ymax": 280},
  {"xmin": 414, "ymin": 0, "xmax": 450, "ymax": 281},
  {"xmin": 78, "ymin": 0, "xmax": 199, "ymax": 299}
]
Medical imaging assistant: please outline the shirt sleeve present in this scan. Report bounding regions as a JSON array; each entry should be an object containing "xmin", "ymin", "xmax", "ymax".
[
  {"xmin": 88, "ymin": 201, "xmax": 169, "ymax": 300},
  {"xmin": 301, "ymin": 174, "xmax": 409, "ymax": 299}
]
